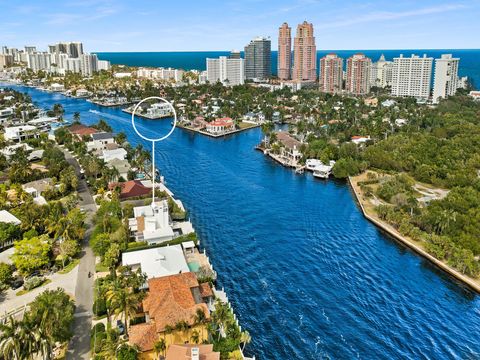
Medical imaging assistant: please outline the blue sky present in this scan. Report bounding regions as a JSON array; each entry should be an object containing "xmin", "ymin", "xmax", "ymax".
[{"xmin": 1, "ymin": 0, "xmax": 479, "ymax": 52}]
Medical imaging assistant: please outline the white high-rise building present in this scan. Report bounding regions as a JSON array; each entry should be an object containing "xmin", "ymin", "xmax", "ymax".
[
  {"xmin": 80, "ymin": 54, "xmax": 98, "ymax": 76},
  {"xmin": 66, "ymin": 58, "xmax": 81, "ymax": 73},
  {"xmin": 27, "ymin": 52, "xmax": 52, "ymax": 72},
  {"xmin": 391, "ymin": 54, "xmax": 433, "ymax": 99},
  {"xmin": 370, "ymin": 54, "xmax": 393, "ymax": 88},
  {"xmin": 136, "ymin": 67, "xmax": 184, "ymax": 82},
  {"xmin": 48, "ymin": 42, "xmax": 83, "ymax": 58},
  {"xmin": 97, "ymin": 60, "xmax": 111, "ymax": 71},
  {"xmin": 206, "ymin": 56, "xmax": 245, "ymax": 86},
  {"xmin": 24, "ymin": 46, "xmax": 36, "ymax": 54},
  {"xmin": 432, "ymin": 54, "xmax": 459, "ymax": 103}
]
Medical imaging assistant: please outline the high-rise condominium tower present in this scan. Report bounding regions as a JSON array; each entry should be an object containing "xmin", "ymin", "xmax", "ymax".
[
  {"xmin": 319, "ymin": 54, "xmax": 343, "ymax": 93},
  {"xmin": 206, "ymin": 56, "xmax": 245, "ymax": 86},
  {"xmin": 292, "ymin": 21, "xmax": 316, "ymax": 82},
  {"xmin": 278, "ymin": 23, "xmax": 291, "ymax": 80},
  {"xmin": 346, "ymin": 54, "xmax": 372, "ymax": 95},
  {"xmin": 391, "ymin": 54, "xmax": 433, "ymax": 99},
  {"xmin": 244, "ymin": 37, "xmax": 271, "ymax": 80},
  {"xmin": 48, "ymin": 42, "xmax": 84, "ymax": 58},
  {"xmin": 370, "ymin": 54, "xmax": 393, "ymax": 88},
  {"xmin": 432, "ymin": 54, "xmax": 459, "ymax": 103}
]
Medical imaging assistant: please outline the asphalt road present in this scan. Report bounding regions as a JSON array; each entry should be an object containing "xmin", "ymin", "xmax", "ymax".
[{"xmin": 63, "ymin": 149, "xmax": 97, "ymax": 360}]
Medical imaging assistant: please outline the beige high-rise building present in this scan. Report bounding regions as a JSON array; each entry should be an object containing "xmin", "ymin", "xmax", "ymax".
[
  {"xmin": 292, "ymin": 21, "xmax": 316, "ymax": 82},
  {"xmin": 277, "ymin": 23, "xmax": 291, "ymax": 80},
  {"xmin": 319, "ymin": 54, "xmax": 343, "ymax": 93},
  {"xmin": 346, "ymin": 54, "xmax": 372, "ymax": 95},
  {"xmin": 0, "ymin": 54, "xmax": 13, "ymax": 69}
]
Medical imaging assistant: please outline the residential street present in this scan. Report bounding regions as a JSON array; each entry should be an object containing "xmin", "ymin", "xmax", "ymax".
[{"xmin": 63, "ymin": 149, "xmax": 97, "ymax": 360}]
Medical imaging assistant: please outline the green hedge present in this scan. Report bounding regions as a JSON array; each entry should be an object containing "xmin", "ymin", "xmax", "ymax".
[{"xmin": 122, "ymin": 233, "xmax": 197, "ymax": 254}]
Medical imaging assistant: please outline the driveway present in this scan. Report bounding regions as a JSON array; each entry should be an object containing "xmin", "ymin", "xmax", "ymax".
[
  {"xmin": 0, "ymin": 264, "xmax": 78, "ymax": 315},
  {"xmin": 62, "ymin": 149, "xmax": 97, "ymax": 360}
]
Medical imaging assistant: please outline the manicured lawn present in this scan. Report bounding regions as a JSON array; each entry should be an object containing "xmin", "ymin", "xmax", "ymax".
[
  {"xmin": 238, "ymin": 122, "xmax": 258, "ymax": 129},
  {"xmin": 95, "ymin": 263, "xmax": 109, "ymax": 273},
  {"xmin": 58, "ymin": 258, "xmax": 80, "ymax": 274}
]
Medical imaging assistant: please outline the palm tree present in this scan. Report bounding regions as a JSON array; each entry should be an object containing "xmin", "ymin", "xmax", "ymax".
[
  {"xmin": 205, "ymin": 322, "xmax": 217, "ymax": 342},
  {"xmin": 73, "ymin": 112, "xmax": 81, "ymax": 123},
  {"xmin": 163, "ymin": 324, "xmax": 174, "ymax": 343},
  {"xmin": 240, "ymin": 330, "xmax": 251, "ymax": 352},
  {"xmin": 212, "ymin": 301, "xmax": 229, "ymax": 340},
  {"xmin": 192, "ymin": 308, "xmax": 207, "ymax": 341},
  {"xmin": 175, "ymin": 320, "xmax": 190, "ymax": 341},
  {"xmin": 153, "ymin": 338, "xmax": 166, "ymax": 359},
  {"xmin": 0, "ymin": 316, "xmax": 23, "ymax": 359},
  {"xmin": 106, "ymin": 279, "xmax": 143, "ymax": 337}
]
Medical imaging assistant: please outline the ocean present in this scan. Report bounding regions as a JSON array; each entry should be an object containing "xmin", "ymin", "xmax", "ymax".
[{"xmin": 96, "ymin": 49, "xmax": 480, "ymax": 88}]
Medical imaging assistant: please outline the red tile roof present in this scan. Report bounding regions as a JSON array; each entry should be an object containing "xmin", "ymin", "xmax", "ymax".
[
  {"xmin": 128, "ymin": 323, "xmax": 157, "ymax": 352},
  {"xmin": 276, "ymin": 131, "xmax": 301, "ymax": 149},
  {"xmin": 129, "ymin": 273, "xmax": 210, "ymax": 352},
  {"xmin": 208, "ymin": 118, "xmax": 234, "ymax": 127},
  {"xmin": 68, "ymin": 124, "xmax": 98, "ymax": 136},
  {"xmin": 108, "ymin": 180, "xmax": 151, "ymax": 199},
  {"xmin": 166, "ymin": 344, "xmax": 220, "ymax": 360},
  {"xmin": 199, "ymin": 283, "xmax": 213, "ymax": 299}
]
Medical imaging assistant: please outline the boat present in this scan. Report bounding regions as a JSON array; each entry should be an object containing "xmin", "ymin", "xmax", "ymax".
[
  {"xmin": 312, "ymin": 161, "xmax": 336, "ymax": 179},
  {"xmin": 305, "ymin": 159, "xmax": 323, "ymax": 171},
  {"xmin": 313, "ymin": 165, "xmax": 332, "ymax": 179}
]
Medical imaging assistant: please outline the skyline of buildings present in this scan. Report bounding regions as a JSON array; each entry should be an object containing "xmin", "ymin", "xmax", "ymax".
[
  {"xmin": 1, "ymin": 32, "xmax": 467, "ymax": 102},
  {"xmin": 1, "ymin": 42, "xmax": 110, "ymax": 76}
]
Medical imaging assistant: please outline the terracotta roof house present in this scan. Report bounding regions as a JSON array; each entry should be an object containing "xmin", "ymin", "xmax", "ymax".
[
  {"xmin": 205, "ymin": 117, "xmax": 235, "ymax": 135},
  {"xmin": 108, "ymin": 180, "xmax": 151, "ymax": 199},
  {"xmin": 165, "ymin": 344, "xmax": 220, "ymax": 360},
  {"xmin": 128, "ymin": 273, "xmax": 212, "ymax": 354},
  {"xmin": 67, "ymin": 124, "xmax": 98, "ymax": 138}
]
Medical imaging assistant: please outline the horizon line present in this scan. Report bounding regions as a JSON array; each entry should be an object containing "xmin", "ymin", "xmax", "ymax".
[{"xmin": 92, "ymin": 48, "xmax": 480, "ymax": 53}]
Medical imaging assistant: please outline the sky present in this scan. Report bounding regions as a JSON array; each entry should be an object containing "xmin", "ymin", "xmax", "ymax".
[{"xmin": 1, "ymin": 0, "xmax": 479, "ymax": 52}]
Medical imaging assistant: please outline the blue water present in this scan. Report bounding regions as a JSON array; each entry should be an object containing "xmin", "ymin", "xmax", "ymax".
[
  {"xmin": 3, "ymin": 83, "xmax": 480, "ymax": 359},
  {"xmin": 96, "ymin": 49, "xmax": 480, "ymax": 88}
]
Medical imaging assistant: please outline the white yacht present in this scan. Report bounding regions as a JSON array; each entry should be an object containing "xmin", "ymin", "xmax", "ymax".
[
  {"xmin": 312, "ymin": 161, "xmax": 336, "ymax": 179},
  {"xmin": 306, "ymin": 159, "xmax": 323, "ymax": 171}
]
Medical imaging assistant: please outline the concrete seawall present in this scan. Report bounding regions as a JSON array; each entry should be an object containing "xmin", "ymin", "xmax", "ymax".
[{"xmin": 348, "ymin": 176, "xmax": 480, "ymax": 294}]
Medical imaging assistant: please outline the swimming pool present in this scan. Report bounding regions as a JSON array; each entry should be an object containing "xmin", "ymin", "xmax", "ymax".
[{"xmin": 188, "ymin": 261, "xmax": 200, "ymax": 272}]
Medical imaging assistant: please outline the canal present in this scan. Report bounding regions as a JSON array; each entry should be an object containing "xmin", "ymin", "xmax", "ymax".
[{"xmin": 4, "ymin": 84, "xmax": 480, "ymax": 359}]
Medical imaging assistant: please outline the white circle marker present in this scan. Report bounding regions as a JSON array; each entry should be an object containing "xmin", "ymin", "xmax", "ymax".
[
  {"xmin": 131, "ymin": 96, "xmax": 177, "ymax": 142},
  {"xmin": 130, "ymin": 96, "xmax": 177, "ymax": 204}
]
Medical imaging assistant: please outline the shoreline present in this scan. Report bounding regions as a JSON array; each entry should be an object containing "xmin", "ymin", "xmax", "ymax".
[{"xmin": 348, "ymin": 175, "xmax": 480, "ymax": 294}]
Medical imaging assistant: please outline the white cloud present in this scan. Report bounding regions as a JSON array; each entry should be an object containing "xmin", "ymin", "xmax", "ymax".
[{"xmin": 316, "ymin": 3, "xmax": 467, "ymax": 29}]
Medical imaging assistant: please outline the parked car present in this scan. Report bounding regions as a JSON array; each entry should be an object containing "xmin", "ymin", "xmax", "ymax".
[
  {"xmin": 10, "ymin": 278, "xmax": 24, "ymax": 290},
  {"xmin": 116, "ymin": 320, "xmax": 125, "ymax": 335},
  {"xmin": 25, "ymin": 270, "xmax": 41, "ymax": 280}
]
